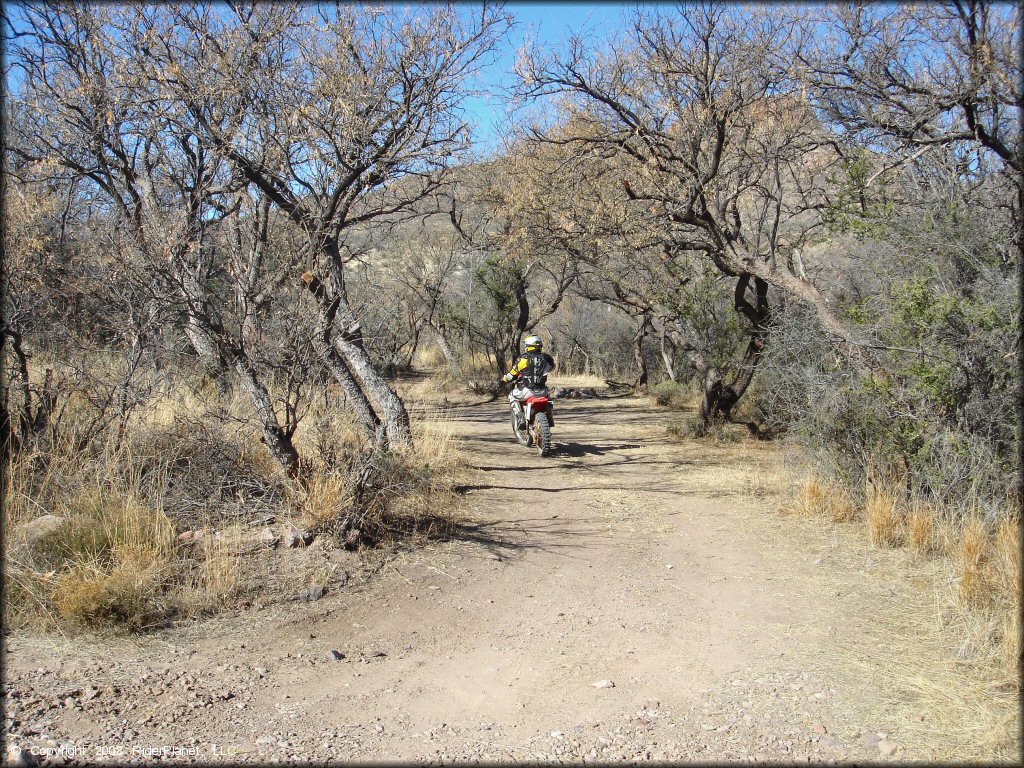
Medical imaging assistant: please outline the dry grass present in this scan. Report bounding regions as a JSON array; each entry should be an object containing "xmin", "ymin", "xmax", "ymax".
[
  {"xmin": 290, "ymin": 382, "xmax": 466, "ymax": 548},
  {"xmin": 177, "ymin": 527, "xmax": 242, "ymax": 615},
  {"xmin": 410, "ymin": 405, "xmax": 462, "ymax": 472},
  {"xmin": 5, "ymin": 447, "xmax": 180, "ymax": 631},
  {"xmin": 549, "ymin": 372, "xmax": 607, "ymax": 389},
  {"xmin": 985, "ymin": 518, "xmax": 1021, "ymax": 681},
  {"xmin": 789, "ymin": 477, "xmax": 857, "ymax": 522},
  {"xmin": 777, "ymin": 470, "xmax": 1020, "ymax": 759},
  {"xmin": 987, "ymin": 518, "xmax": 1021, "ymax": 601},
  {"xmin": 745, "ymin": 465, "xmax": 794, "ymax": 499},
  {"xmin": 4, "ymin": 367, "xmax": 467, "ymax": 632},
  {"xmin": 865, "ymin": 485, "xmax": 903, "ymax": 547},
  {"xmin": 411, "ymin": 343, "xmax": 450, "ymax": 371},
  {"xmin": 956, "ymin": 516, "xmax": 990, "ymax": 606},
  {"xmin": 649, "ymin": 379, "xmax": 699, "ymax": 410},
  {"xmin": 826, "ymin": 484, "xmax": 857, "ymax": 522},
  {"xmin": 794, "ymin": 477, "xmax": 827, "ymax": 515},
  {"xmin": 846, "ymin": 626, "xmax": 1020, "ymax": 761},
  {"xmin": 906, "ymin": 500, "xmax": 937, "ymax": 555},
  {"xmin": 300, "ymin": 471, "xmax": 352, "ymax": 530}
]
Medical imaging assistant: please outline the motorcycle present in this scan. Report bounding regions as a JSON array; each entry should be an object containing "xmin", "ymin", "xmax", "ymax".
[{"xmin": 507, "ymin": 385, "xmax": 554, "ymax": 457}]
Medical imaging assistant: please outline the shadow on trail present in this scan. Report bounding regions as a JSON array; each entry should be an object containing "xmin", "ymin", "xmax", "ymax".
[
  {"xmin": 455, "ymin": 483, "xmax": 614, "ymax": 495},
  {"xmin": 430, "ymin": 514, "xmax": 606, "ymax": 563},
  {"xmin": 556, "ymin": 441, "xmax": 645, "ymax": 457}
]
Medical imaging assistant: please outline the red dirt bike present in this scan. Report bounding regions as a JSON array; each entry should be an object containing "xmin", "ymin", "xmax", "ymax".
[{"xmin": 507, "ymin": 386, "xmax": 554, "ymax": 457}]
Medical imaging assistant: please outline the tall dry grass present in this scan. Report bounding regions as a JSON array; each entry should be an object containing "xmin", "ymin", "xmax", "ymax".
[
  {"xmin": 792, "ymin": 477, "xmax": 857, "ymax": 522},
  {"xmin": 776, "ymin": 467, "xmax": 1020, "ymax": 758},
  {"xmin": 865, "ymin": 484, "xmax": 903, "ymax": 547},
  {"xmin": 4, "ymin": 367, "xmax": 466, "ymax": 633},
  {"xmin": 786, "ymin": 467, "xmax": 1022, "ymax": 695},
  {"xmin": 906, "ymin": 499, "xmax": 936, "ymax": 555},
  {"xmin": 5, "ymin": 438, "xmax": 193, "ymax": 631}
]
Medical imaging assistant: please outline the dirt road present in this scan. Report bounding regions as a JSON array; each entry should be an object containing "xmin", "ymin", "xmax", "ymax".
[{"xmin": 3, "ymin": 396, "xmax": 990, "ymax": 763}]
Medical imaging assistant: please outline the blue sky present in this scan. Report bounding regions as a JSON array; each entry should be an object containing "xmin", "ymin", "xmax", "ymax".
[
  {"xmin": 2, "ymin": 1, "xmax": 638, "ymax": 155},
  {"xmin": 463, "ymin": 2, "xmax": 637, "ymax": 154}
]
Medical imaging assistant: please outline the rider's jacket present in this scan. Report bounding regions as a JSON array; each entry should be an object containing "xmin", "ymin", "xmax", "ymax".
[{"xmin": 502, "ymin": 351, "xmax": 555, "ymax": 388}]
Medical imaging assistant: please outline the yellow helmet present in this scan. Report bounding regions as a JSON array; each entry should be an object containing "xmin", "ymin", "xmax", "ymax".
[{"xmin": 524, "ymin": 335, "xmax": 543, "ymax": 352}]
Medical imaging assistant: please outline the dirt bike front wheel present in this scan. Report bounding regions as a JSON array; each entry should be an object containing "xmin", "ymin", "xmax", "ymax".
[{"xmin": 533, "ymin": 411, "xmax": 551, "ymax": 456}]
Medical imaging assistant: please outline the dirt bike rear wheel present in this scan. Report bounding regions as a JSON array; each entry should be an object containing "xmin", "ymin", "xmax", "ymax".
[
  {"xmin": 510, "ymin": 407, "xmax": 531, "ymax": 446},
  {"xmin": 534, "ymin": 411, "xmax": 551, "ymax": 456}
]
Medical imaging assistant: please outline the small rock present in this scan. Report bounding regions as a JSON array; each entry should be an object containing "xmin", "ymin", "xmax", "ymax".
[
  {"xmin": 178, "ymin": 530, "xmax": 196, "ymax": 544},
  {"xmin": 296, "ymin": 584, "xmax": 325, "ymax": 602},
  {"xmin": 812, "ymin": 723, "xmax": 827, "ymax": 734},
  {"xmin": 282, "ymin": 525, "xmax": 313, "ymax": 548},
  {"xmin": 21, "ymin": 515, "xmax": 66, "ymax": 548},
  {"xmin": 878, "ymin": 740, "xmax": 898, "ymax": 757},
  {"xmin": 259, "ymin": 527, "xmax": 279, "ymax": 548},
  {"xmin": 859, "ymin": 733, "xmax": 881, "ymax": 749},
  {"xmin": 329, "ymin": 650, "xmax": 345, "ymax": 661},
  {"xmin": 591, "ymin": 680, "xmax": 615, "ymax": 689}
]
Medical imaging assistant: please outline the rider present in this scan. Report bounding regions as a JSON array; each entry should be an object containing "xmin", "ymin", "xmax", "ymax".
[{"xmin": 501, "ymin": 335, "xmax": 555, "ymax": 426}]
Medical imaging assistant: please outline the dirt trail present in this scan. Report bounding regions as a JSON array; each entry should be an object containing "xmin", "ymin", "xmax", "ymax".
[{"xmin": 4, "ymin": 396, "xmax": 974, "ymax": 763}]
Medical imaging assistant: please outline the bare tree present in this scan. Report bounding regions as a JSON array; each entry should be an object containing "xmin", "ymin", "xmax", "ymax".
[
  {"xmin": 800, "ymin": 1, "xmax": 1023, "ymax": 293},
  {"xmin": 444, "ymin": 150, "xmax": 583, "ymax": 375},
  {"xmin": 146, "ymin": 3, "xmax": 510, "ymax": 448},
  {"xmin": 514, "ymin": 2, "xmax": 887, "ymax": 397},
  {"xmin": 802, "ymin": 2, "xmax": 1021, "ymax": 178},
  {"xmin": 5, "ymin": 3, "xmax": 309, "ymax": 476}
]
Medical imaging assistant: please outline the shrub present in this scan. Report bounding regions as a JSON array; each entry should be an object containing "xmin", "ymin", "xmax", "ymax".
[
  {"xmin": 651, "ymin": 380, "xmax": 692, "ymax": 409},
  {"xmin": 3, "ymin": 371, "xmax": 465, "ymax": 632}
]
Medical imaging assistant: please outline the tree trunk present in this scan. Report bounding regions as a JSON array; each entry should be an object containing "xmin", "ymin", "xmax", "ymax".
[
  {"xmin": 743, "ymin": 258, "xmax": 872, "ymax": 373},
  {"xmin": 301, "ymin": 271, "xmax": 395, "ymax": 447},
  {"xmin": 633, "ymin": 312, "xmax": 650, "ymax": 391},
  {"xmin": 431, "ymin": 323, "xmax": 456, "ymax": 366},
  {"xmin": 183, "ymin": 299, "xmax": 229, "ymax": 386},
  {"xmin": 658, "ymin": 327, "xmax": 676, "ymax": 382},
  {"xmin": 312, "ymin": 336, "xmax": 382, "ymax": 443},
  {"xmin": 717, "ymin": 274, "xmax": 771, "ymax": 424},
  {"xmin": 494, "ymin": 346, "xmax": 507, "ymax": 378},
  {"xmin": 698, "ymin": 367, "xmax": 724, "ymax": 435},
  {"xmin": 333, "ymin": 329, "xmax": 412, "ymax": 449},
  {"xmin": 231, "ymin": 355, "xmax": 301, "ymax": 478},
  {"xmin": 309, "ymin": 245, "xmax": 413, "ymax": 449}
]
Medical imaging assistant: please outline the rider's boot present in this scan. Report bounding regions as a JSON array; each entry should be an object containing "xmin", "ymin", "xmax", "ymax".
[{"xmin": 512, "ymin": 401, "xmax": 526, "ymax": 430}]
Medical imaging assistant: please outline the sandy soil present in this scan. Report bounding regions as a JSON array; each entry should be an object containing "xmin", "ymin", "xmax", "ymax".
[{"xmin": 3, "ymin": 395, "xmax": 1013, "ymax": 764}]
